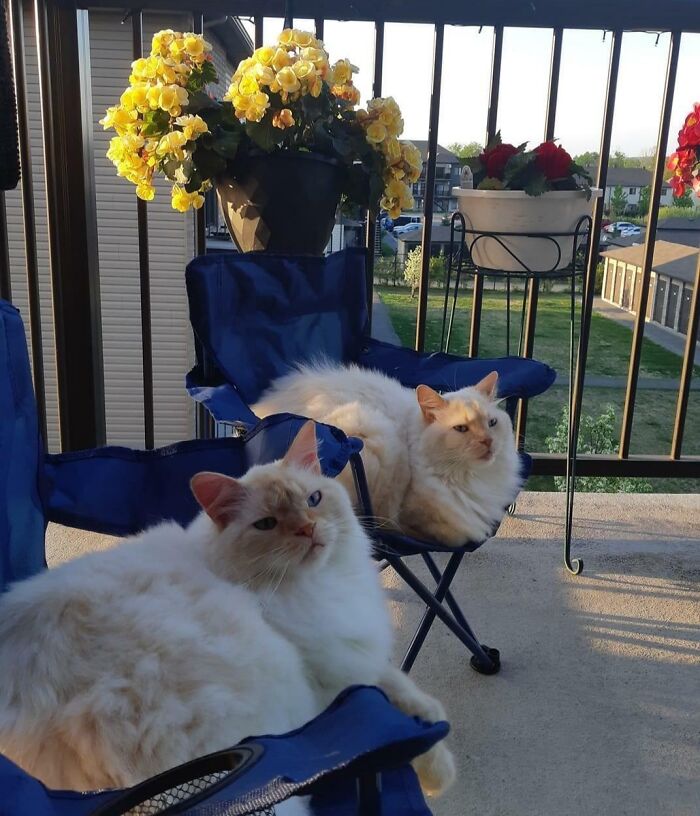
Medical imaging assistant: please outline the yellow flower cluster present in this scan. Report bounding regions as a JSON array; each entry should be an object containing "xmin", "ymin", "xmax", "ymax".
[
  {"xmin": 100, "ymin": 30, "xmax": 212, "ymax": 209},
  {"xmin": 357, "ymin": 97, "xmax": 421, "ymax": 218},
  {"xmin": 224, "ymin": 29, "xmax": 361, "ymax": 126}
]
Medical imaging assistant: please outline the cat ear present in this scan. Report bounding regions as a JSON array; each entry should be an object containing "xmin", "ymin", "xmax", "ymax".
[
  {"xmin": 283, "ymin": 421, "xmax": 321, "ymax": 474},
  {"xmin": 190, "ymin": 472, "xmax": 247, "ymax": 530},
  {"xmin": 475, "ymin": 371, "xmax": 499, "ymax": 399},
  {"xmin": 416, "ymin": 385, "xmax": 448, "ymax": 423}
]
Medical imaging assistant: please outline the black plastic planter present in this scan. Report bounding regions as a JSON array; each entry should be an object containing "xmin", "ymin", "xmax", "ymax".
[{"xmin": 216, "ymin": 151, "xmax": 344, "ymax": 256}]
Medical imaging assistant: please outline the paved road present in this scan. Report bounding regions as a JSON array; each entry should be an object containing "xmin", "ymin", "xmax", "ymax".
[{"xmin": 370, "ymin": 292, "xmax": 401, "ymax": 345}]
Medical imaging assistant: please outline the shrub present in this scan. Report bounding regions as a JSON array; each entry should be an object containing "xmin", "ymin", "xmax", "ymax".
[{"xmin": 545, "ymin": 404, "xmax": 652, "ymax": 493}]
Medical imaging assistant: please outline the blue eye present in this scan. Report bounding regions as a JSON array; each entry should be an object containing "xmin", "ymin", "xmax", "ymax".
[
  {"xmin": 489, "ymin": 418, "xmax": 498, "ymax": 427},
  {"xmin": 307, "ymin": 490, "xmax": 322, "ymax": 507},
  {"xmin": 453, "ymin": 425, "xmax": 469, "ymax": 433},
  {"xmin": 253, "ymin": 517, "xmax": 277, "ymax": 530}
]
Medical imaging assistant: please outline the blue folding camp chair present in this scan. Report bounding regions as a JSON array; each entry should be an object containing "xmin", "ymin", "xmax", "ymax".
[
  {"xmin": 185, "ymin": 247, "xmax": 556, "ymax": 676},
  {"xmin": 0, "ymin": 298, "xmax": 448, "ymax": 815}
]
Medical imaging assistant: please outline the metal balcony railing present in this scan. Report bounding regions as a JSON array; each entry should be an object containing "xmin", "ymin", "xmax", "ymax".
[{"xmin": 1, "ymin": 0, "xmax": 699, "ymax": 484}]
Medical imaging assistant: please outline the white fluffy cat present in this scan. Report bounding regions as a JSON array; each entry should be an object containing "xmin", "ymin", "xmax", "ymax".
[
  {"xmin": 256, "ymin": 367, "xmax": 522, "ymax": 546},
  {"xmin": 0, "ymin": 422, "xmax": 453, "ymax": 814}
]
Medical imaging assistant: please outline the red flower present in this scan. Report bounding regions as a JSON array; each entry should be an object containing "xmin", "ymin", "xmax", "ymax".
[
  {"xmin": 533, "ymin": 141, "xmax": 573, "ymax": 180},
  {"xmin": 479, "ymin": 143, "xmax": 519, "ymax": 180},
  {"xmin": 670, "ymin": 174, "xmax": 687, "ymax": 198}
]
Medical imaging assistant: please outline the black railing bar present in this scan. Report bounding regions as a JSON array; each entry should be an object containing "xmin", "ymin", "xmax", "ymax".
[
  {"xmin": 568, "ymin": 30, "xmax": 623, "ymax": 453},
  {"xmin": 469, "ymin": 25, "xmax": 502, "ymax": 358},
  {"xmin": 670, "ymin": 253, "xmax": 700, "ymax": 459},
  {"xmin": 516, "ymin": 26, "xmax": 563, "ymax": 447},
  {"xmin": 619, "ymin": 31, "xmax": 682, "ymax": 458},
  {"xmin": 314, "ymin": 17, "xmax": 323, "ymax": 39},
  {"xmin": 415, "ymin": 22, "xmax": 444, "ymax": 352},
  {"xmin": 283, "ymin": 0, "xmax": 293, "ymax": 29},
  {"xmin": 0, "ymin": 195, "xmax": 10, "ymax": 301},
  {"xmin": 132, "ymin": 10, "xmax": 155, "ymax": 450},
  {"xmin": 364, "ymin": 19, "xmax": 384, "ymax": 328},
  {"xmin": 9, "ymin": 0, "xmax": 46, "ymax": 440},
  {"xmin": 35, "ymin": 0, "xmax": 105, "ymax": 450},
  {"xmin": 532, "ymin": 453, "xmax": 700, "ymax": 479},
  {"xmin": 253, "ymin": 15, "xmax": 263, "ymax": 48}
]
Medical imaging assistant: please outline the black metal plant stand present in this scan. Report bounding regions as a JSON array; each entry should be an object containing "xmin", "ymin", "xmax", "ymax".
[{"xmin": 440, "ymin": 210, "xmax": 594, "ymax": 575}]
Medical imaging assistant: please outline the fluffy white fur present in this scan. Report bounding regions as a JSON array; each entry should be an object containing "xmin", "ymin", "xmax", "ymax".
[
  {"xmin": 256, "ymin": 366, "xmax": 522, "ymax": 546},
  {"xmin": 0, "ymin": 423, "xmax": 453, "ymax": 812}
]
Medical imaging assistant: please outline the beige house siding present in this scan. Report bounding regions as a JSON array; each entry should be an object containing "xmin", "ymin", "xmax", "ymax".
[{"xmin": 7, "ymin": 10, "xmax": 239, "ymax": 451}]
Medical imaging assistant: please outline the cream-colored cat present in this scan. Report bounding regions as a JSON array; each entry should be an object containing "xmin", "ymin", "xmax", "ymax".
[
  {"xmin": 256, "ymin": 367, "xmax": 522, "ymax": 546},
  {"xmin": 0, "ymin": 423, "xmax": 454, "ymax": 811}
]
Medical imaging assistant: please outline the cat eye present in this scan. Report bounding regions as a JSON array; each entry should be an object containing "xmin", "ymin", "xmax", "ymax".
[
  {"xmin": 453, "ymin": 424, "xmax": 469, "ymax": 433},
  {"xmin": 307, "ymin": 490, "xmax": 322, "ymax": 507},
  {"xmin": 488, "ymin": 418, "xmax": 498, "ymax": 427},
  {"xmin": 253, "ymin": 517, "xmax": 277, "ymax": 531}
]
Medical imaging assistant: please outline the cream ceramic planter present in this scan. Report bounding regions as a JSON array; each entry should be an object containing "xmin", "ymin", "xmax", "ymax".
[{"xmin": 451, "ymin": 187, "xmax": 602, "ymax": 272}]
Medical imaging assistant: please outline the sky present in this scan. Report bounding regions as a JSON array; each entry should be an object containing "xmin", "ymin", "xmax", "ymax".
[{"xmin": 243, "ymin": 19, "xmax": 700, "ymax": 159}]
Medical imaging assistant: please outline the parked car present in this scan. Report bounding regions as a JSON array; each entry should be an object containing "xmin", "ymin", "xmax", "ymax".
[
  {"xmin": 604, "ymin": 221, "xmax": 637, "ymax": 233},
  {"xmin": 380, "ymin": 216, "xmax": 394, "ymax": 231},
  {"xmin": 619, "ymin": 226, "xmax": 642, "ymax": 237},
  {"xmin": 392, "ymin": 214, "xmax": 422, "ymax": 229},
  {"xmin": 394, "ymin": 222, "xmax": 422, "ymax": 236}
]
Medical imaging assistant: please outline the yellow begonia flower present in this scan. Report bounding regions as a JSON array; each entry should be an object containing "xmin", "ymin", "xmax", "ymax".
[
  {"xmin": 278, "ymin": 29, "xmax": 295, "ymax": 47},
  {"xmin": 146, "ymin": 84, "xmax": 189, "ymax": 115},
  {"xmin": 183, "ymin": 34, "xmax": 209, "ymax": 59},
  {"xmin": 99, "ymin": 106, "xmax": 137, "ymax": 135},
  {"xmin": 383, "ymin": 137, "xmax": 402, "ymax": 163},
  {"xmin": 292, "ymin": 60, "xmax": 315, "ymax": 81},
  {"xmin": 136, "ymin": 182, "xmax": 156, "ymax": 201},
  {"xmin": 276, "ymin": 66, "xmax": 301, "ymax": 94},
  {"xmin": 238, "ymin": 73, "xmax": 260, "ymax": 96},
  {"xmin": 271, "ymin": 47, "xmax": 292, "ymax": 72},
  {"xmin": 292, "ymin": 29, "xmax": 315, "ymax": 48},
  {"xmin": 168, "ymin": 37, "xmax": 187, "ymax": 59},
  {"xmin": 272, "ymin": 108, "xmax": 295, "ymax": 129},
  {"xmin": 309, "ymin": 75, "xmax": 323, "ymax": 98},
  {"xmin": 365, "ymin": 121, "xmax": 387, "ymax": 144},
  {"xmin": 151, "ymin": 29, "xmax": 176, "ymax": 57},
  {"xmin": 171, "ymin": 185, "xmax": 205, "ymax": 212},
  {"xmin": 300, "ymin": 47, "xmax": 329, "ymax": 75},
  {"xmin": 254, "ymin": 46, "xmax": 276, "ymax": 66},
  {"xmin": 329, "ymin": 59, "xmax": 356, "ymax": 86},
  {"xmin": 331, "ymin": 83, "xmax": 361, "ymax": 106},
  {"xmin": 175, "ymin": 114, "xmax": 209, "ymax": 141},
  {"xmin": 252, "ymin": 64, "xmax": 275, "ymax": 86},
  {"xmin": 156, "ymin": 130, "xmax": 188, "ymax": 160}
]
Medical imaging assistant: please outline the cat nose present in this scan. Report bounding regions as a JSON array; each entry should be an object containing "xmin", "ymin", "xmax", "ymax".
[
  {"xmin": 481, "ymin": 437, "xmax": 492, "ymax": 450},
  {"xmin": 295, "ymin": 522, "xmax": 315, "ymax": 538}
]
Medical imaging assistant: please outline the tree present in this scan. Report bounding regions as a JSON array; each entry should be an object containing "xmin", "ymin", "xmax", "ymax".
[
  {"xmin": 610, "ymin": 150, "xmax": 627, "ymax": 168},
  {"xmin": 673, "ymin": 188, "xmax": 694, "ymax": 208},
  {"xmin": 637, "ymin": 185, "xmax": 651, "ymax": 217},
  {"xmin": 546, "ymin": 405, "xmax": 651, "ymax": 493},
  {"xmin": 447, "ymin": 141, "xmax": 483, "ymax": 159},
  {"xmin": 573, "ymin": 150, "xmax": 599, "ymax": 168},
  {"xmin": 403, "ymin": 246, "xmax": 422, "ymax": 297},
  {"xmin": 610, "ymin": 184, "xmax": 628, "ymax": 217}
]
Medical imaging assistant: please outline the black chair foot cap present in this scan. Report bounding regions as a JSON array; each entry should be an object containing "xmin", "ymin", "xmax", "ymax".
[{"xmin": 470, "ymin": 645, "xmax": 501, "ymax": 675}]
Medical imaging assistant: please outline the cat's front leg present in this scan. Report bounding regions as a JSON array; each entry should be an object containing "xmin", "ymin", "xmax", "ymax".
[
  {"xmin": 402, "ymin": 483, "xmax": 492, "ymax": 547},
  {"xmin": 378, "ymin": 665, "xmax": 456, "ymax": 796}
]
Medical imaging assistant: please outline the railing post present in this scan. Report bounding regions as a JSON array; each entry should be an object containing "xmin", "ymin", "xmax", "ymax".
[
  {"xmin": 619, "ymin": 31, "xmax": 682, "ymax": 458},
  {"xmin": 35, "ymin": 0, "xmax": 104, "ymax": 450},
  {"xmin": 415, "ymin": 23, "xmax": 444, "ymax": 352},
  {"xmin": 671, "ymin": 252, "xmax": 700, "ymax": 459}
]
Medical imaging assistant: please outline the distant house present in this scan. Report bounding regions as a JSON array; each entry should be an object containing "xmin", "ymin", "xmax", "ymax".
[
  {"xmin": 395, "ymin": 224, "xmax": 458, "ymax": 263},
  {"xmin": 409, "ymin": 142, "xmax": 462, "ymax": 213},
  {"xmin": 601, "ymin": 240, "xmax": 698, "ymax": 338},
  {"xmin": 586, "ymin": 166, "xmax": 674, "ymax": 214}
]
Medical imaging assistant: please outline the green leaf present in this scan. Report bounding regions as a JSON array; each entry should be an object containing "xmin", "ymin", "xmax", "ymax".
[
  {"xmin": 185, "ymin": 167, "xmax": 203, "ymax": 193},
  {"xmin": 485, "ymin": 130, "xmax": 502, "ymax": 150},
  {"xmin": 212, "ymin": 129, "xmax": 241, "ymax": 160},
  {"xmin": 245, "ymin": 119, "xmax": 283, "ymax": 152},
  {"xmin": 193, "ymin": 145, "xmax": 227, "ymax": 180},
  {"xmin": 523, "ymin": 172, "xmax": 548, "ymax": 197},
  {"xmin": 141, "ymin": 109, "xmax": 170, "ymax": 137},
  {"xmin": 187, "ymin": 91, "xmax": 220, "ymax": 115},
  {"xmin": 219, "ymin": 102, "xmax": 240, "ymax": 128}
]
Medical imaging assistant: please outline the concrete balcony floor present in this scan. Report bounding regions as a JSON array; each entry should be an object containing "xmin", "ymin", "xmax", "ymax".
[{"xmin": 46, "ymin": 491, "xmax": 699, "ymax": 816}]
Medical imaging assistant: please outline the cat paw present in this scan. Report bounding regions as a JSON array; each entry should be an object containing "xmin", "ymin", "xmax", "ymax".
[{"xmin": 412, "ymin": 741, "xmax": 456, "ymax": 797}]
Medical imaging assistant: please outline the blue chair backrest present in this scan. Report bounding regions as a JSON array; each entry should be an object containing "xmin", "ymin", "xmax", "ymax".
[
  {"xmin": 0, "ymin": 301, "xmax": 46, "ymax": 590},
  {"xmin": 186, "ymin": 248, "xmax": 369, "ymax": 405}
]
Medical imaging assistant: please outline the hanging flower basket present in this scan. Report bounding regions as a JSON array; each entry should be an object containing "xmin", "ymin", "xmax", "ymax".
[
  {"xmin": 101, "ymin": 28, "xmax": 423, "ymax": 256},
  {"xmin": 455, "ymin": 134, "xmax": 601, "ymax": 272}
]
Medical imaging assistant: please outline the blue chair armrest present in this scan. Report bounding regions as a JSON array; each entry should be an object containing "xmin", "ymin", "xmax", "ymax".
[
  {"xmin": 45, "ymin": 415, "xmax": 361, "ymax": 537},
  {"xmin": 186, "ymin": 363, "xmax": 258, "ymax": 426},
  {"xmin": 360, "ymin": 338, "xmax": 556, "ymax": 399},
  {"xmin": 0, "ymin": 686, "xmax": 445, "ymax": 816}
]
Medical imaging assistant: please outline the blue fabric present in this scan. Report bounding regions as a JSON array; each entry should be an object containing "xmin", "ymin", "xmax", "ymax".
[
  {"xmin": 45, "ymin": 414, "xmax": 360, "ymax": 539},
  {"xmin": 0, "ymin": 301, "xmax": 46, "ymax": 591},
  {"xmin": 361, "ymin": 338, "xmax": 556, "ymax": 399},
  {"xmin": 186, "ymin": 248, "xmax": 369, "ymax": 406},
  {"xmin": 0, "ymin": 686, "xmax": 444, "ymax": 816}
]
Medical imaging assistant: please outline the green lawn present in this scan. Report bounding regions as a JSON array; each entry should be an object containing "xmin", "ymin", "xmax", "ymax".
[{"xmin": 377, "ymin": 286, "xmax": 699, "ymax": 493}]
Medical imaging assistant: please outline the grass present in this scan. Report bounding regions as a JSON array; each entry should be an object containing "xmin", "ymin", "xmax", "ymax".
[{"xmin": 377, "ymin": 286, "xmax": 699, "ymax": 493}]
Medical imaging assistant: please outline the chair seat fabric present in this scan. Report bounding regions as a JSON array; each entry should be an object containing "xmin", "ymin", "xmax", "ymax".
[
  {"xmin": 0, "ymin": 686, "xmax": 444, "ymax": 816},
  {"xmin": 45, "ymin": 414, "xmax": 360, "ymax": 539}
]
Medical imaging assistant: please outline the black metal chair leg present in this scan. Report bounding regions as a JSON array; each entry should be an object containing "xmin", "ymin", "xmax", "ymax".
[
  {"xmin": 420, "ymin": 552, "xmax": 480, "ymax": 641},
  {"xmin": 389, "ymin": 554, "xmax": 499, "ymax": 675},
  {"xmin": 356, "ymin": 772, "xmax": 382, "ymax": 816}
]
